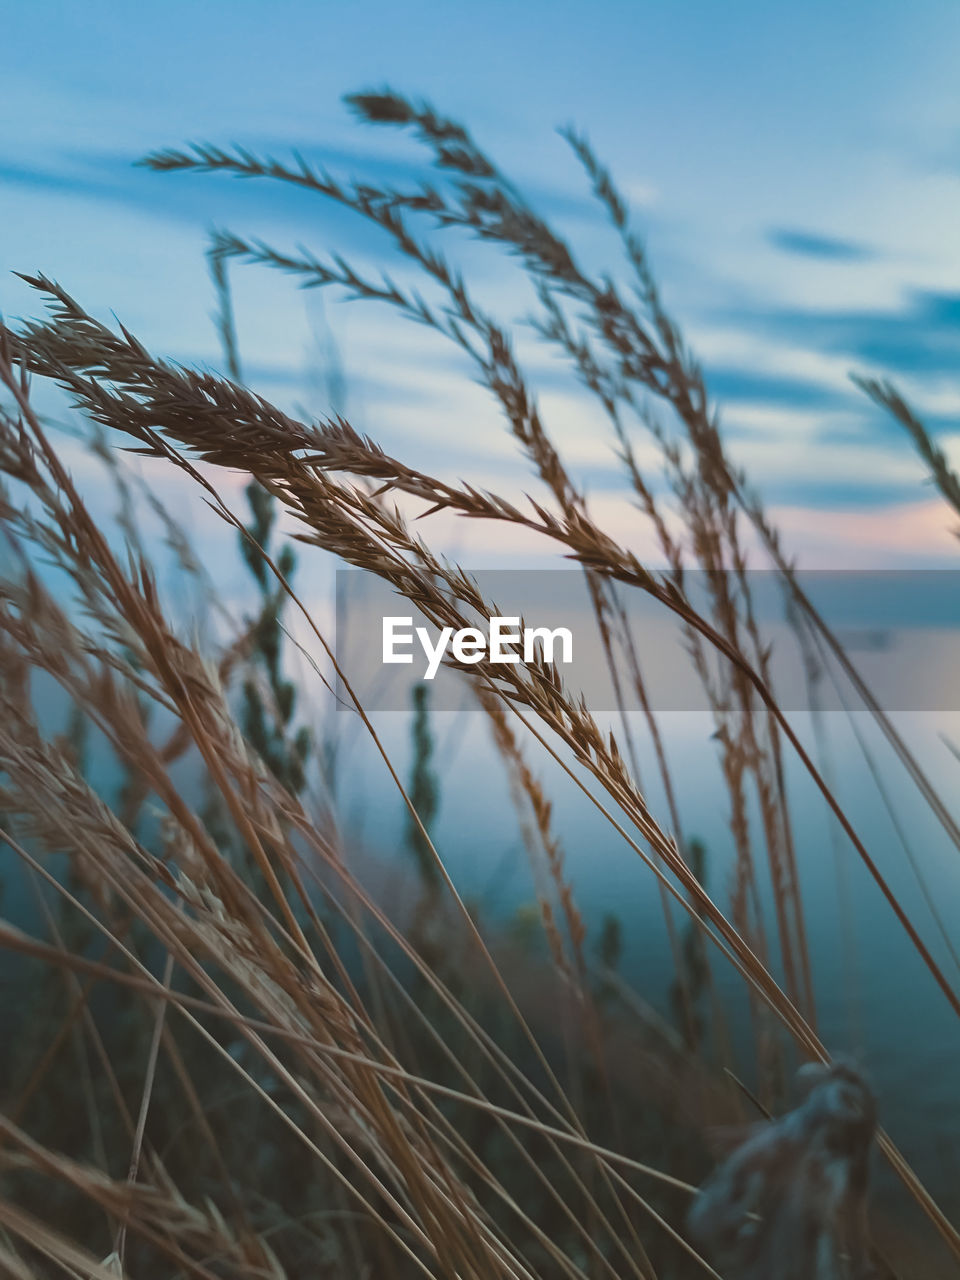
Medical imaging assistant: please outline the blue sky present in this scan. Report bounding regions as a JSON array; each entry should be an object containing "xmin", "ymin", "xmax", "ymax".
[{"xmin": 4, "ymin": 0, "xmax": 960, "ymax": 568}]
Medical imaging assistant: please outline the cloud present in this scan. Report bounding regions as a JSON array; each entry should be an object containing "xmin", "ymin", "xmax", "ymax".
[
  {"xmin": 767, "ymin": 227, "xmax": 877, "ymax": 262},
  {"xmin": 770, "ymin": 497, "xmax": 959, "ymax": 567},
  {"xmin": 704, "ymin": 367, "xmax": 853, "ymax": 413},
  {"xmin": 708, "ymin": 289, "xmax": 960, "ymax": 418}
]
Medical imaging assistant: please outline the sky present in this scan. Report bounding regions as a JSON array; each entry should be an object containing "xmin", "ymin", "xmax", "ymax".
[{"xmin": 4, "ymin": 0, "xmax": 960, "ymax": 570}]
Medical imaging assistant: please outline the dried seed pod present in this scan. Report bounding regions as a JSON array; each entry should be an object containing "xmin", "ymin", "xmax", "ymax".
[{"xmin": 687, "ymin": 1061, "xmax": 878, "ymax": 1279}]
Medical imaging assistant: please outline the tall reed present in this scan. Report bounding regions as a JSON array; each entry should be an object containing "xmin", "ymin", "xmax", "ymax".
[{"xmin": 0, "ymin": 88, "xmax": 957, "ymax": 1278}]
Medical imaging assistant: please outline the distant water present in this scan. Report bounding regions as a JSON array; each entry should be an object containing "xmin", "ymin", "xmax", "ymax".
[
  {"xmin": 4, "ymin": 674, "xmax": 960, "ymax": 1223},
  {"xmin": 347, "ymin": 704, "xmax": 960, "ymax": 1222}
]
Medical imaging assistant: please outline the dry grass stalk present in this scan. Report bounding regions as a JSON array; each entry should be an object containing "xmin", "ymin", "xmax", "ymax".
[{"xmin": 0, "ymin": 89, "xmax": 958, "ymax": 1278}]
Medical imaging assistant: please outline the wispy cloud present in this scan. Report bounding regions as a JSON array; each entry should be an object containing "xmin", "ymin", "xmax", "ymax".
[
  {"xmin": 711, "ymin": 288, "xmax": 960, "ymax": 393},
  {"xmin": 771, "ymin": 497, "xmax": 960, "ymax": 567},
  {"xmin": 767, "ymin": 227, "xmax": 878, "ymax": 262}
]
